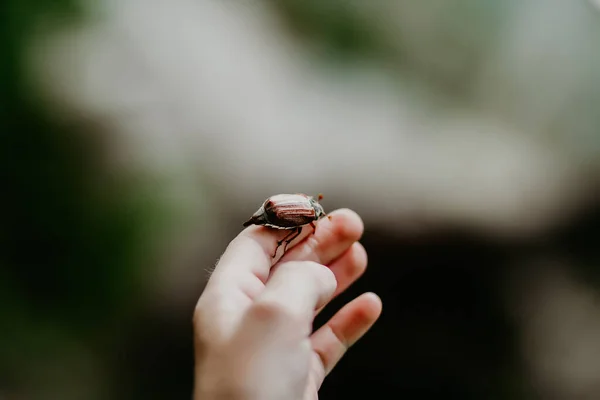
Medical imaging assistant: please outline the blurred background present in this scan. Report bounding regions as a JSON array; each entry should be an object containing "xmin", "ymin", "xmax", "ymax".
[{"xmin": 2, "ymin": 0, "xmax": 600, "ymax": 398}]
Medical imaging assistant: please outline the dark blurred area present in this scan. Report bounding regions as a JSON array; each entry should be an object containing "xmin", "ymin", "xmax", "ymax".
[{"xmin": 2, "ymin": 0, "xmax": 600, "ymax": 399}]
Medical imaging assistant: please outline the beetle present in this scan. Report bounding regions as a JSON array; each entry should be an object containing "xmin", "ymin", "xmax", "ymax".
[{"xmin": 243, "ymin": 193, "xmax": 328, "ymax": 258}]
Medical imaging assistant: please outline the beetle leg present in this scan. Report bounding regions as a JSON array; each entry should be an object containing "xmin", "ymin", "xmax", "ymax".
[
  {"xmin": 282, "ymin": 226, "xmax": 303, "ymax": 254},
  {"xmin": 273, "ymin": 229, "xmax": 298, "ymax": 258}
]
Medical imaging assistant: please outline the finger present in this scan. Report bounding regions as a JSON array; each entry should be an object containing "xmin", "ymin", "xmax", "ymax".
[
  {"xmin": 310, "ymin": 292, "xmax": 382, "ymax": 386},
  {"xmin": 195, "ymin": 226, "xmax": 314, "ymax": 339},
  {"xmin": 209, "ymin": 208, "xmax": 362, "ymax": 297},
  {"xmin": 315, "ymin": 242, "xmax": 368, "ymax": 315},
  {"xmin": 210, "ymin": 207, "xmax": 358, "ymax": 288},
  {"xmin": 250, "ymin": 261, "xmax": 337, "ymax": 333},
  {"xmin": 206, "ymin": 224, "xmax": 313, "ymax": 295},
  {"xmin": 196, "ymin": 209, "xmax": 355, "ymax": 339},
  {"xmin": 277, "ymin": 208, "xmax": 364, "ymax": 269}
]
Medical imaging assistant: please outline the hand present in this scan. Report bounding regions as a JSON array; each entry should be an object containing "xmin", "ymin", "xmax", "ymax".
[{"xmin": 192, "ymin": 208, "xmax": 382, "ymax": 400}]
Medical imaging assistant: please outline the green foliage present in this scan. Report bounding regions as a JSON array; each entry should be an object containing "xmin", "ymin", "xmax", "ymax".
[
  {"xmin": 269, "ymin": 0, "xmax": 381, "ymax": 60},
  {"xmin": 0, "ymin": 0, "xmax": 169, "ymax": 396}
]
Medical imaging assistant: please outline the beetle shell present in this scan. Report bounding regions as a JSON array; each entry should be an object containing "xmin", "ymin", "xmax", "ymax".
[{"xmin": 243, "ymin": 193, "xmax": 326, "ymax": 229}]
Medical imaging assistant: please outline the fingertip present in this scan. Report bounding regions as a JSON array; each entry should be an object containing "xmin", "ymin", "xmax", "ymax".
[
  {"xmin": 338, "ymin": 292, "xmax": 382, "ymax": 333},
  {"xmin": 336, "ymin": 292, "xmax": 383, "ymax": 326},
  {"xmin": 329, "ymin": 241, "xmax": 368, "ymax": 285},
  {"xmin": 351, "ymin": 241, "xmax": 368, "ymax": 274},
  {"xmin": 326, "ymin": 208, "xmax": 364, "ymax": 242},
  {"xmin": 309, "ymin": 291, "xmax": 383, "ymax": 377},
  {"xmin": 361, "ymin": 292, "xmax": 383, "ymax": 318},
  {"xmin": 303, "ymin": 260, "xmax": 339, "ymax": 296}
]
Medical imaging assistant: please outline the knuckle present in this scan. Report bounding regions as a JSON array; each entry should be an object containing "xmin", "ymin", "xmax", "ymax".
[
  {"xmin": 292, "ymin": 261, "xmax": 337, "ymax": 295},
  {"xmin": 194, "ymin": 323, "xmax": 213, "ymax": 348},
  {"xmin": 332, "ymin": 209, "xmax": 364, "ymax": 240},
  {"xmin": 193, "ymin": 306, "xmax": 213, "ymax": 347},
  {"xmin": 250, "ymin": 298, "xmax": 298, "ymax": 322},
  {"xmin": 193, "ymin": 299, "xmax": 207, "ymax": 326},
  {"xmin": 308, "ymin": 261, "xmax": 337, "ymax": 290},
  {"xmin": 192, "ymin": 294, "xmax": 223, "ymax": 344}
]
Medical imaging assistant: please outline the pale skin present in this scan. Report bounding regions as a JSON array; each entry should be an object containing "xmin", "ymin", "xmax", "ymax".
[{"xmin": 193, "ymin": 208, "xmax": 382, "ymax": 400}]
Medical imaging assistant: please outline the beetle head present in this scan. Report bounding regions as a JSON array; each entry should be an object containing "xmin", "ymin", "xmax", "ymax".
[
  {"xmin": 309, "ymin": 196, "xmax": 326, "ymax": 219},
  {"xmin": 243, "ymin": 205, "xmax": 267, "ymax": 226}
]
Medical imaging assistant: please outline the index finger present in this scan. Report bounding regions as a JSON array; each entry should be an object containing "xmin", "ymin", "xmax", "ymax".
[
  {"xmin": 208, "ymin": 224, "xmax": 314, "ymax": 290},
  {"xmin": 195, "ymin": 225, "xmax": 315, "ymax": 340}
]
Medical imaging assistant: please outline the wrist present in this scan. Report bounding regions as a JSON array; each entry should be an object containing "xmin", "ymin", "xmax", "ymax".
[{"xmin": 194, "ymin": 364, "xmax": 249, "ymax": 400}]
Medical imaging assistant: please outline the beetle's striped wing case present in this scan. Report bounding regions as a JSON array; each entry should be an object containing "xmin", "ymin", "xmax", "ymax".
[
  {"xmin": 263, "ymin": 194, "xmax": 316, "ymax": 228},
  {"xmin": 242, "ymin": 193, "xmax": 327, "ymax": 258}
]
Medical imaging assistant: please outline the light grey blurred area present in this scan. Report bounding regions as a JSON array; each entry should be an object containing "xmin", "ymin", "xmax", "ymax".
[
  {"xmin": 30, "ymin": 0, "xmax": 600, "ymax": 278},
  {"xmin": 21, "ymin": 0, "xmax": 600, "ymax": 397}
]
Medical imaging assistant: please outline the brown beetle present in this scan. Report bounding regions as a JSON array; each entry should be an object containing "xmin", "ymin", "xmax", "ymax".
[{"xmin": 243, "ymin": 193, "xmax": 327, "ymax": 258}]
